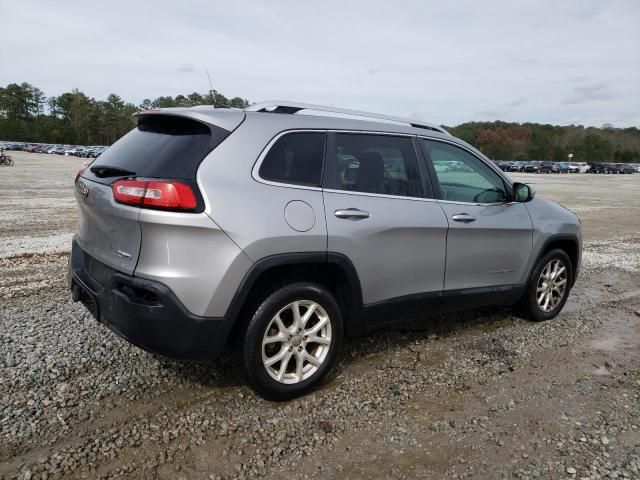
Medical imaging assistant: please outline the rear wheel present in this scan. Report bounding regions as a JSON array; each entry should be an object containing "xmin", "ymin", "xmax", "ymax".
[
  {"xmin": 519, "ymin": 249, "xmax": 572, "ymax": 322},
  {"xmin": 234, "ymin": 282, "xmax": 343, "ymax": 400}
]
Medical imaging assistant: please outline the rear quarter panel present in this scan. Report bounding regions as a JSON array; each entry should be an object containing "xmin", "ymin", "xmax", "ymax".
[{"xmin": 196, "ymin": 119, "xmax": 327, "ymax": 261}]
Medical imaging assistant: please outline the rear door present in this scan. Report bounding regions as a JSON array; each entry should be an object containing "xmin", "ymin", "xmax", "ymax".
[
  {"xmin": 419, "ymin": 138, "xmax": 533, "ymax": 292},
  {"xmin": 323, "ymin": 132, "xmax": 448, "ymax": 308},
  {"xmin": 74, "ymin": 113, "xmax": 238, "ymax": 274}
]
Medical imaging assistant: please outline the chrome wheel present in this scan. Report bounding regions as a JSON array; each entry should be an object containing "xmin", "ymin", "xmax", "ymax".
[
  {"xmin": 536, "ymin": 259, "xmax": 568, "ymax": 312},
  {"xmin": 261, "ymin": 300, "xmax": 332, "ymax": 384}
]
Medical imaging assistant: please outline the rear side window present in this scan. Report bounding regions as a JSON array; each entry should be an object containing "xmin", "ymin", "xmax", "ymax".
[
  {"xmin": 259, "ymin": 132, "xmax": 325, "ymax": 186},
  {"xmin": 92, "ymin": 115, "xmax": 222, "ymax": 180},
  {"xmin": 325, "ymin": 133, "xmax": 422, "ymax": 198}
]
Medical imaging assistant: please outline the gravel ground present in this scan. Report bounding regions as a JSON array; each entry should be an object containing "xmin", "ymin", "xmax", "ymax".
[{"xmin": 1, "ymin": 153, "xmax": 639, "ymax": 480}]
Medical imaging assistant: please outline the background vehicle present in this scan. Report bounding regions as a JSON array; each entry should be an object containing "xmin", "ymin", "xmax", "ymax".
[
  {"xmin": 602, "ymin": 163, "xmax": 619, "ymax": 174},
  {"xmin": 552, "ymin": 162, "xmax": 569, "ymax": 174},
  {"xmin": 525, "ymin": 161, "xmax": 541, "ymax": 173},
  {"xmin": 588, "ymin": 163, "xmax": 603, "ymax": 173},
  {"xmin": 539, "ymin": 161, "xmax": 554, "ymax": 173},
  {"xmin": 0, "ymin": 149, "xmax": 14, "ymax": 166},
  {"xmin": 69, "ymin": 101, "xmax": 582, "ymax": 400},
  {"xmin": 511, "ymin": 161, "xmax": 526, "ymax": 172},
  {"xmin": 616, "ymin": 164, "xmax": 635, "ymax": 174}
]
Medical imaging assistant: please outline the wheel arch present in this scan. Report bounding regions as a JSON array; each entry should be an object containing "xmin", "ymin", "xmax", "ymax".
[
  {"xmin": 529, "ymin": 234, "xmax": 580, "ymax": 288},
  {"xmin": 224, "ymin": 252, "xmax": 363, "ymax": 344}
]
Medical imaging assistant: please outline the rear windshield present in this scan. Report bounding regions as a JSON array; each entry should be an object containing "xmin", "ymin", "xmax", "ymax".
[{"xmin": 91, "ymin": 115, "xmax": 223, "ymax": 180}]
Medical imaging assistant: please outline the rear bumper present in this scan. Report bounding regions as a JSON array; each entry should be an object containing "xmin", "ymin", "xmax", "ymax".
[{"xmin": 69, "ymin": 239, "xmax": 230, "ymax": 360}]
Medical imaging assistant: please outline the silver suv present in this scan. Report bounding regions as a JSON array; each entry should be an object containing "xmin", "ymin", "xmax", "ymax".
[{"xmin": 69, "ymin": 101, "xmax": 581, "ymax": 400}]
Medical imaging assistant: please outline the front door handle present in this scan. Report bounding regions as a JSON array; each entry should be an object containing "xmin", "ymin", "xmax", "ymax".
[
  {"xmin": 335, "ymin": 208, "xmax": 370, "ymax": 220},
  {"xmin": 451, "ymin": 213, "xmax": 476, "ymax": 223}
]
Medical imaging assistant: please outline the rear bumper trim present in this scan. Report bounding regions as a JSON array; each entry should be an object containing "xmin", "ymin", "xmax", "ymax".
[{"xmin": 69, "ymin": 239, "xmax": 230, "ymax": 360}]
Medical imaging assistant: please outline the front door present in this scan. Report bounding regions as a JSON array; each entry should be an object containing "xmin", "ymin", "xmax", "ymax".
[{"xmin": 420, "ymin": 139, "xmax": 533, "ymax": 293}]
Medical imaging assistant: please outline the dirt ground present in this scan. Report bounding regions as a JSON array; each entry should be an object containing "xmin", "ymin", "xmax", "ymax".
[{"xmin": 1, "ymin": 152, "xmax": 639, "ymax": 480}]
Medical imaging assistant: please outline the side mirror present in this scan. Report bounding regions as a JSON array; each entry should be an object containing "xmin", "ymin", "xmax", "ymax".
[{"xmin": 513, "ymin": 182, "xmax": 535, "ymax": 202}]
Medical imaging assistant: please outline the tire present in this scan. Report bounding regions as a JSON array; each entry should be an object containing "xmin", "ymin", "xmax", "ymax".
[
  {"xmin": 233, "ymin": 282, "xmax": 344, "ymax": 401},
  {"xmin": 518, "ymin": 249, "xmax": 573, "ymax": 322}
]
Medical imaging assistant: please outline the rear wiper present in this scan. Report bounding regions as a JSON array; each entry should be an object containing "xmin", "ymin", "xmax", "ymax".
[{"xmin": 90, "ymin": 165, "xmax": 136, "ymax": 178}]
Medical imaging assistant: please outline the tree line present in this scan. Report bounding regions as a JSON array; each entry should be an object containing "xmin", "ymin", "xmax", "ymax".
[
  {"xmin": 448, "ymin": 121, "xmax": 640, "ymax": 163},
  {"xmin": 1, "ymin": 82, "xmax": 639, "ymax": 162},
  {"xmin": 0, "ymin": 82, "xmax": 249, "ymax": 146}
]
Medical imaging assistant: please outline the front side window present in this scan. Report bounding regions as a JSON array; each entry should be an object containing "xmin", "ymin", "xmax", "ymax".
[
  {"xmin": 259, "ymin": 132, "xmax": 325, "ymax": 186},
  {"xmin": 325, "ymin": 133, "xmax": 422, "ymax": 198},
  {"xmin": 421, "ymin": 140, "xmax": 507, "ymax": 203}
]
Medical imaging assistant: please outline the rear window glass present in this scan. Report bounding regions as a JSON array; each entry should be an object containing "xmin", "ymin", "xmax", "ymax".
[
  {"xmin": 92, "ymin": 115, "xmax": 219, "ymax": 180},
  {"xmin": 259, "ymin": 132, "xmax": 325, "ymax": 186}
]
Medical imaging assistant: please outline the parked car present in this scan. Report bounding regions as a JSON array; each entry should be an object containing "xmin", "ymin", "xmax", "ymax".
[
  {"xmin": 69, "ymin": 101, "xmax": 582, "ymax": 400},
  {"xmin": 602, "ymin": 163, "xmax": 620, "ymax": 174},
  {"xmin": 615, "ymin": 164, "xmax": 635, "ymax": 174},
  {"xmin": 496, "ymin": 161, "xmax": 511, "ymax": 172},
  {"xmin": 552, "ymin": 162, "xmax": 569, "ymax": 174},
  {"xmin": 525, "ymin": 161, "xmax": 542, "ymax": 173},
  {"xmin": 568, "ymin": 163, "xmax": 581, "ymax": 173},
  {"xmin": 587, "ymin": 163, "xmax": 602, "ymax": 173},
  {"xmin": 539, "ymin": 161, "xmax": 554, "ymax": 173},
  {"xmin": 64, "ymin": 147, "xmax": 80, "ymax": 156},
  {"xmin": 511, "ymin": 161, "xmax": 526, "ymax": 172}
]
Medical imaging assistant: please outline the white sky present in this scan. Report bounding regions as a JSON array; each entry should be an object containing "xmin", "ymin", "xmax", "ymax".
[{"xmin": 1, "ymin": 0, "xmax": 639, "ymax": 127}]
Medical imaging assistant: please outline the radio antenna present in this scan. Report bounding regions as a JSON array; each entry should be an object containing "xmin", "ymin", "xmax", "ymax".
[{"xmin": 206, "ymin": 71, "xmax": 214, "ymax": 99}]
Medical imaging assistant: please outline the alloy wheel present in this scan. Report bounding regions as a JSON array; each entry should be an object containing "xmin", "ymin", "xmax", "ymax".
[
  {"xmin": 261, "ymin": 300, "xmax": 332, "ymax": 384},
  {"xmin": 536, "ymin": 259, "xmax": 568, "ymax": 312}
]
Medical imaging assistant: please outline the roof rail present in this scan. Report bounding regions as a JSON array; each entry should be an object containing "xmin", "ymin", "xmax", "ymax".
[{"xmin": 246, "ymin": 100, "xmax": 448, "ymax": 134}]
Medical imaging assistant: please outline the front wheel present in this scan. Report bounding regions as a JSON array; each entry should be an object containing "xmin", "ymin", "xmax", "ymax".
[
  {"xmin": 234, "ymin": 283, "xmax": 344, "ymax": 401},
  {"xmin": 518, "ymin": 249, "xmax": 572, "ymax": 322}
]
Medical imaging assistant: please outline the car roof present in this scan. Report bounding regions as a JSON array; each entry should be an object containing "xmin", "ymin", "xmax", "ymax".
[{"xmin": 134, "ymin": 103, "xmax": 488, "ymax": 162}]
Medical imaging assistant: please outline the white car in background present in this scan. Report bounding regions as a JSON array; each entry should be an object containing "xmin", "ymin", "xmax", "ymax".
[{"xmin": 569, "ymin": 162, "xmax": 589, "ymax": 173}]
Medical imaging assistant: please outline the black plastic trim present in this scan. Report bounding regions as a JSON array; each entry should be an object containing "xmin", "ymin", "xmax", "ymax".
[
  {"xmin": 358, "ymin": 290, "xmax": 442, "ymax": 331},
  {"xmin": 225, "ymin": 252, "xmax": 531, "ymax": 336},
  {"xmin": 528, "ymin": 234, "xmax": 581, "ymax": 288},
  {"xmin": 441, "ymin": 284, "xmax": 525, "ymax": 309},
  {"xmin": 222, "ymin": 251, "xmax": 365, "ymax": 332},
  {"xmin": 70, "ymin": 240, "xmax": 229, "ymax": 360},
  {"xmin": 411, "ymin": 136, "xmax": 435, "ymax": 199},
  {"xmin": 416, "ymin": 137, "xmax": 443, "ymax": 199}
]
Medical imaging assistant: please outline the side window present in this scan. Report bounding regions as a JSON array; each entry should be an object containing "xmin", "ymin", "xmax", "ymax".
[
  {"xmin": 326, "ymin": 133, "xmax": 422, "ymax": 198},
  {"xmin": 259, "ymin": 132, "xmax": 325, "ymax": 186},
  {"xmin": 422, "ymin": 140, "xmax": 507, "ymax": 203}
]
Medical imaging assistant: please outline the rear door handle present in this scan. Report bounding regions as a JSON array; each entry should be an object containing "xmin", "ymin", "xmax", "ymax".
[
  {"xmin": 451, "ymin": 213, "xmax": 476, "ymax": 223},
  {"xmin": 334, "ymin": 208, "xmax": 370, "ymax": 220}
]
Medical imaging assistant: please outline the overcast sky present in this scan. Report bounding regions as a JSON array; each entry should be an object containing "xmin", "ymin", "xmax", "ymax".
[{"xmin": 1, "ymin": 0, "xmax": 639, "ymax": 127}]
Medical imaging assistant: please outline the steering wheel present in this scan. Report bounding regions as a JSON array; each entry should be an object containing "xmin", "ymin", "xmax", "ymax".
[{"xmin": 473, "ymin": 187, "xmax": 504, "ymax": 203}]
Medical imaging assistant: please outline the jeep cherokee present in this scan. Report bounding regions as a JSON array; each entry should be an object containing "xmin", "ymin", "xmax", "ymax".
[{"xmin": 69, "ymin": 101, "xmax": 582, "ymax": 400}]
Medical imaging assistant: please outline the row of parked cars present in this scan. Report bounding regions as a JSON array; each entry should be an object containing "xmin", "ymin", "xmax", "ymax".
[
  {"xmin": 1, "ymin": 143, "xmax": 107, "ymax": 158},
  {"xmin": 495, "ymin": 160, "xmax": 638, "ymax": 174}
]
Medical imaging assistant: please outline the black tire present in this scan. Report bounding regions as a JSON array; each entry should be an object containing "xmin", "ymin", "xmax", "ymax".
[
  {"xmin": 233, "ymin": 282, "xmax": 344, "ymax": 401},
  {"xmin": 518, "ymin": 249, "xmax": 573, "ymax": 322}
]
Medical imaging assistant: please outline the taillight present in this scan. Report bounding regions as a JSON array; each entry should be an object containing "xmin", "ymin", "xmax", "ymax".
[
  {"xmin": 112, "ymin": 179, "xmax": 197, "ymax": 211},
  {"xmin": 75, "ymin": 161, "xmax": 88, "ymax": 183}
]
